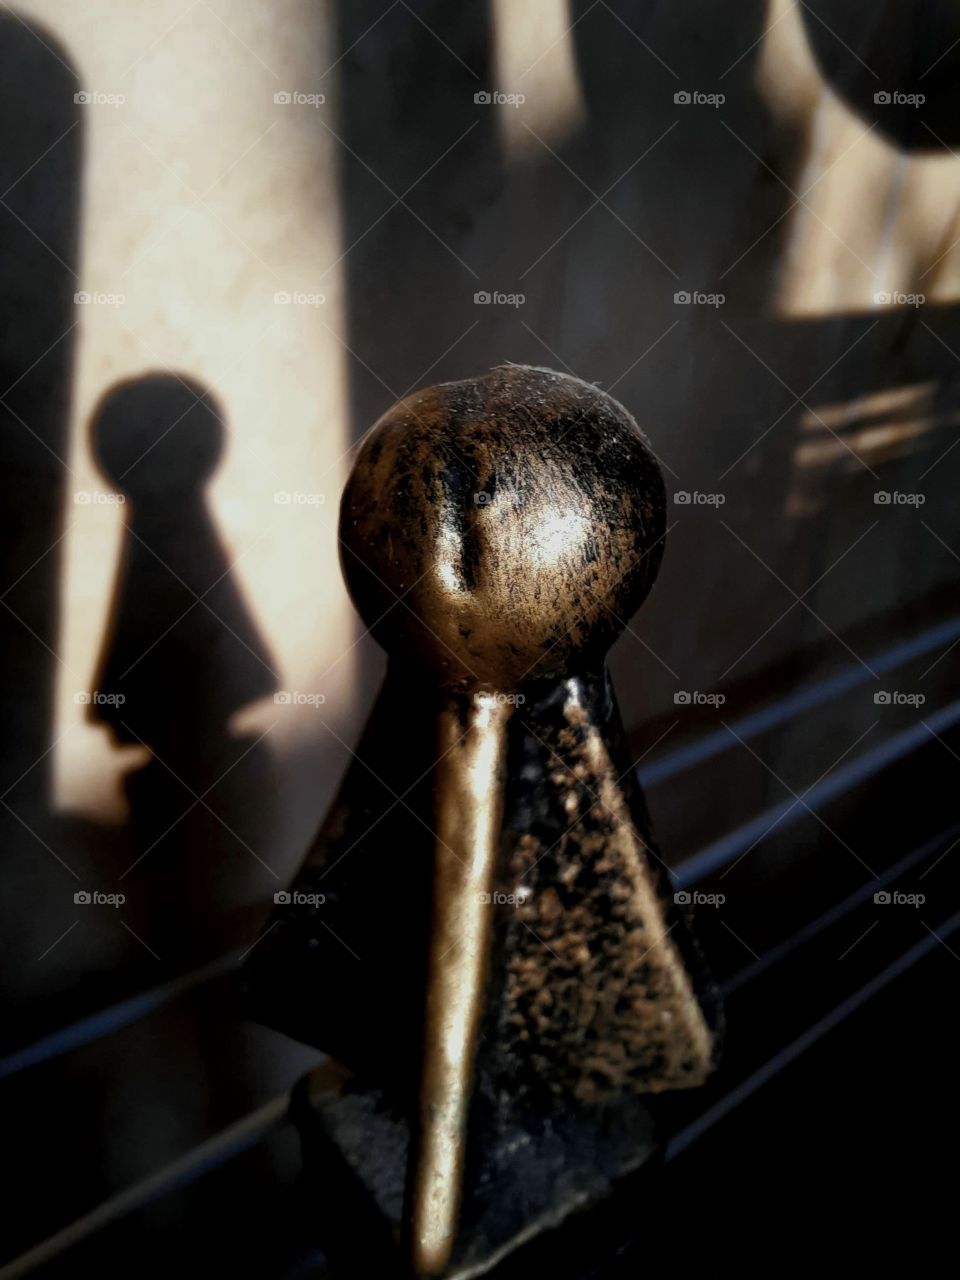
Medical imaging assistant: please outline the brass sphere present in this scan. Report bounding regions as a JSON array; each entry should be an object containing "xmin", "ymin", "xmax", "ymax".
[{"xmin": 340, "ymin": 365, "xmax": 666, "ymax": 690}]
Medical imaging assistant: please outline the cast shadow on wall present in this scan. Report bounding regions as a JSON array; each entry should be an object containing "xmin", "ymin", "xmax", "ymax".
[{"xmin": 88, "ymin": 373, "xmax": 279, "ymax": 953}]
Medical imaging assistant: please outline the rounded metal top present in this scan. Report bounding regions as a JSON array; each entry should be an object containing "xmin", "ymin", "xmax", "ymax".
[{"xmin": 340, "ymin": 365, "xmax": 666, "ymax": 689}]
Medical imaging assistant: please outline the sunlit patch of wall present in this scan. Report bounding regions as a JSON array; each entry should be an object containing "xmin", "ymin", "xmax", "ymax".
[
  {"xmin": 490, "ymin": 0, "xmax": 586, "ymax": 158},
  {"xmin": 10, "ymin": 2, "xmax": 354, "ymax": 847},
  {"xmin": 785, "ymin": 382, "xmax": 957, "ymax": 517},
  {"xmin": 758, "ymin": 0, "xmax": 960, "ymax": 317}
]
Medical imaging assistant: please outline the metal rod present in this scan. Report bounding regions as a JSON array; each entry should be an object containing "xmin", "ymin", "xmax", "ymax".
[{"xmin": 408, "ymin": 691, "xmax": 512, "ymax": 1276}]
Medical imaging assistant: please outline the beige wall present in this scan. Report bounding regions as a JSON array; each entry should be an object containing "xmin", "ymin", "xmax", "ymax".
[{"xmin": 8, "ymin": 2, "xmax": 355, "ymax": 842}]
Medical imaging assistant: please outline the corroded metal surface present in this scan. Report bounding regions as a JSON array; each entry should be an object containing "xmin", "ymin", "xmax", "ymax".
[
  {"xmin": 247, "ymin": 366, "xmax": 720, "ymax": 1277},
  {"xmin": 487, "ymin": 676, "xmax": 715, "ymax": 1109}
]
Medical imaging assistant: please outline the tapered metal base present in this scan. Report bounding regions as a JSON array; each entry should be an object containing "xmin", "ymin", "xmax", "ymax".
[
  {"xmin": 247, "ymin": 664, "xmax": 720, "ymax": 1273},
  {"xmin": 291, "ymin": 1059, "xmax": 659, "ymax": 1279}
]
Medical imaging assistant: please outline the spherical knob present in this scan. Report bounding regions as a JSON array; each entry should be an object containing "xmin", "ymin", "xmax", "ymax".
[{"xmin": 340, "ymin": 365, "xmax": 666, "ymax": 690}]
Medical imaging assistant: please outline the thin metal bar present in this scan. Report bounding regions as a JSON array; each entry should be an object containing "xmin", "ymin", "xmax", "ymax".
[
  {"xmin": 0, "ymin": 1094, "xmax": 291, "ymax": 1280},
  {"xmin": 720, "ymin": 822, "xmax": 960, "ymax": 995},
  {"xmin": 666, "ymin": 908, "xmax": 960, "ymax": 1159},
  {"xmin": 675, "ymin": 696, "xmax": 960, "ymax": 886},
  {"xmin": 0, "ymin": 950, "xmax": 240, "ymax": 1082},
  {"xmin": 639, "ymin": 614, "xmax": 960, "ymax": 788}
]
